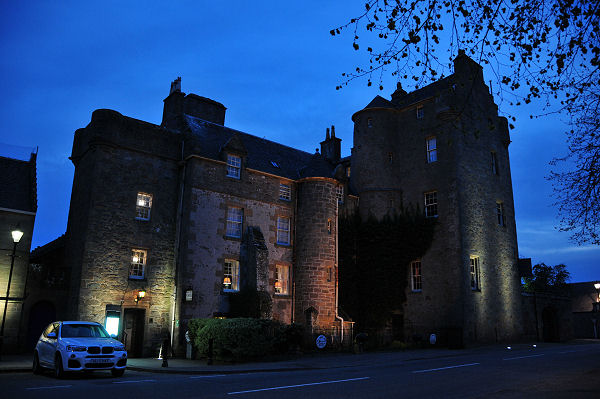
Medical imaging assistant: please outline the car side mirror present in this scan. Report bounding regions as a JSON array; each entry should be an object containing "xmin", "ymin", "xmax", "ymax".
[{"xmin": 47, "ymin": 332, "xmax": 57, "ymax": 339}]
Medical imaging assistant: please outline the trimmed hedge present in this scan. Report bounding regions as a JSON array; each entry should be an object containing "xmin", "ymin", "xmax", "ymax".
[{"xmin": 188, "ymin": 318, "xmax": 303, "ymax": 361}]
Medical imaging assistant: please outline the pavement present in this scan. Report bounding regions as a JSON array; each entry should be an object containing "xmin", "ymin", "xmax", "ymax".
[{"xmin": 1, "ymin": 341, "xmax": 597, "ymax": 375}]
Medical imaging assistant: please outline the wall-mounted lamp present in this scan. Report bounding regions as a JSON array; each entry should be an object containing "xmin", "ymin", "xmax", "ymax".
[{"xmin": 135, "ymin": 289, "xmax": 146, "ymax": 303}]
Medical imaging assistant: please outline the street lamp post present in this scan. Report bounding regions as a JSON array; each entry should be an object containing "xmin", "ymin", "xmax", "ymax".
[{"xmin": 0, "ymin": 230, "xmax": 23, "ymax": 360}]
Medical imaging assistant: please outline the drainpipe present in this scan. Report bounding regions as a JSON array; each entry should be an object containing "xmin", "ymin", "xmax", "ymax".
[
  {"xmin": 291, "ymin": 182, "xmax": 298, "ymax": 324},
  {"xmin": 334, "ymin": 189, "xmax": 344, "ymax": 344},
  {"xmin": 171, "ymin": 139, "xmax": 186, "ymax": 353}
]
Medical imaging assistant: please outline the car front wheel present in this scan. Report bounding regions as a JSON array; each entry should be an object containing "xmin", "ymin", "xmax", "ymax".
[
  {"xmin": 111, "ymin": 368, "xmax": 125, "ymax": 377},
  {"xmin": 32, "ymin": 352, "xmax": 42, "ymax": 374},
  {"xmin": 54, "ymin": 353, "xmax": 65, "ymax": 379}
]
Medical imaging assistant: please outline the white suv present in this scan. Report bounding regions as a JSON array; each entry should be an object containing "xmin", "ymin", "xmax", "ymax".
[{"xmin": 33, "ymin": 321, "xmax": 128, "ymax": 378}]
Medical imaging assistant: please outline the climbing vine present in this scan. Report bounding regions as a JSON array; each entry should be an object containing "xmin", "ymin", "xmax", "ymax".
[{"xmin": 339, "ymin": 208, "xmax": 436, "ymax": 330}]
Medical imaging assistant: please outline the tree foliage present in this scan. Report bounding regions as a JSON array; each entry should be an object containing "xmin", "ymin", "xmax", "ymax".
[
  {"xmin": 338, "ymin": 208, "xmax": 436, "ymax": 330},
  {"xmin": 522, "ymin": 263, "xmax": 571, "ymax": 295},
  {"xmin": 332, "ymin": 1, "xmax": 600, "ymax": 244}
]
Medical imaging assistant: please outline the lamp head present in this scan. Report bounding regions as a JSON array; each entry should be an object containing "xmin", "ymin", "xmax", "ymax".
[
  {"xmin": 11, "ymin": 230, "xmax": 24, "ymax": 243},
  {"xmin": 594, "ymin": 283, "xmax": 600, "ymax": 290}
]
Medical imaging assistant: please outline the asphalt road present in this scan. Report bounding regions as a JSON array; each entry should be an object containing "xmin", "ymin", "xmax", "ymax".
[{"xmin": 2, "ymin": 343, "xmax": 599, "ymax": 398}]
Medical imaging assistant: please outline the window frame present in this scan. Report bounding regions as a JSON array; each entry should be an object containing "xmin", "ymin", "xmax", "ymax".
[
  {"xmin": 226, "ymin": 154, "xmax": 241, "ymax": 179},
  {"xmin": 491, "ymin": 151, "xmax": 499, "ymax": 175},
  {"xmin": 496, "ymin": 202, "xmax": 506, "ymax": 226},
  {"xmin": 223, "ymin": 259, "xmax": 240, "ymax": 292},
  {"xmin": 336, "ymin": 185, "xmax": 344, "ymax": 205},
  {"xmin": 274, "ymin": 264, "xmax": 290, "ymax": 295},
  {"xmin": 416, "ymin": 105, "xmax": 424, "ymax": 119},
  {"xmin": 426, "ymin": 136, "xmax": 437, "ymax": 163},
  {"xmin": 424, "ymin": 191, "xmax": 438, "ymax": 218},
  {"xmin": 279, "ymin": 183, "xmax": 292, "ymax": 201},
  {"xmin": 276, "ymin": 216, "xmax": 291, "ymax": 245},
  {"xmin": 226, "ymin": 206, "xmax": 243, "ymax": 238},
  {"xmin": 135, "ymin": 192, "xmax": 153, "ymax": 221},
  {"xmin": 411, "ymin": 260, "xmax": 422, "ymax": 292},
  {"xmin": 129, "ymin": 249, "xmax": 147, "ymax": 280},
  {"xmin": 470, "ymin": 256, "xmax": 481, "ymax": 291}
]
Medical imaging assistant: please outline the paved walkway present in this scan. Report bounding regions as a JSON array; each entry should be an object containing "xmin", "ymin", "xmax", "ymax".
[{"xmin": 1, "ymin": 341, "xmax": 596, "ymax": 375}]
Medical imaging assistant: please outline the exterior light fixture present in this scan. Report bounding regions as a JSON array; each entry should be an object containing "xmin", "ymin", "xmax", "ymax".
[
  {"xmin": 1, "ymin": 229, "xmax": 24, "ymax": 359},
  {"xmin": 11, "ymin": 230, "xmax": 24, "ymax": 243},
  {"xmin": 135, "ymin": 290, "xmax": 146, "ymax": 303}
]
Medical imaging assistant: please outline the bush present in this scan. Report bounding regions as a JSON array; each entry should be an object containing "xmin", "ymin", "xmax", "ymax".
[{"xmin": 188, "ymin": 318, "xmax": 303, "ymax": 361}]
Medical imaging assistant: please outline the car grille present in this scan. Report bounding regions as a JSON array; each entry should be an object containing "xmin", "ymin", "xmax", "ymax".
[
  {"xmin": 102, "ymin": 347, "xmax": 114, "ymax": 354},
  {"xmin": 88, "ymin": 346, "xmax": 100, "ymax": 354}
]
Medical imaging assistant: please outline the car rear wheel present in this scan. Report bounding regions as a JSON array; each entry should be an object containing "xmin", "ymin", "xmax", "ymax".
[
  {"xmin": 32, "ymin": 352, "xmax": 42, "ymax": 374},
  {"xmin": 111, "ymin": 368, "xmax": 125, "ymax": 377},
  {"xmin": 54, "ymin": 353, "xmax": 65, "ymax": 379}
]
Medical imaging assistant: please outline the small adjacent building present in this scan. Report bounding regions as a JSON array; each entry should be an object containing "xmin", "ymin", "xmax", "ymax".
[{"xmin": 0, "ymin": 150, "xmax": 37, "ymax": 355}]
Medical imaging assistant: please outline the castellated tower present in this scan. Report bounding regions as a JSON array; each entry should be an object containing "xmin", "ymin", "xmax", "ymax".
[
  {"xmin": 293, "ymin": 171, "xmax": 341, "ymax": 333},
  {"xmin": 350, "ymin": 51, "xmax": 523, "ymax": 344}
]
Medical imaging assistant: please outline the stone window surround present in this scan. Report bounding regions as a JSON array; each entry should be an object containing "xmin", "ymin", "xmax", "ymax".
[
  {"xmin": 274, "ymin": 264, "xmax": 290, "ymax": 296},
  {"xmin": 135, "ymin": 192, "xmax": 152, "ymax": 221},
  {"xmin": 226, "ymin": 154, "xmax": 241, "ymax": 179},
  {"xmin": 411, "ymin": 260, "xmax": 422, "ymax": 292},
  {"xmin": 129, "ymin": 248, "xmax": 147, "ymax": 280},
  {"xmin": 426, "ymin": 136, "xmax": 437, "ymax": 163},
  {"xmin": 424, "ymin": 190, "xmax": 438, "ymax": 218},
  {"xmin": 225, "ymin": 206, "xmax": 243, "ymax": 239},
  {"xmin": 470, "ymin": 256, "xmax": 481, "ymax": 291},
  {"xmin": 223, "ymin": 258, "xmax": 240, "ymax": 292},
  {"xmin": 279, "ymin": 182, "xmax": 292, "ymax": 201},
  {"xmin": 496, "ymin": 201, "xmax": 506, "ymax": 227},
  {"xmin": 276, "ymin": 215, "xmax": 291, "ymax": 246}
]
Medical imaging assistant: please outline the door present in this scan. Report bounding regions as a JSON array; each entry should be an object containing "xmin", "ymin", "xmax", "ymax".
[
  {"xmin": 27, "ymin": 301, "xmax": 56, "ymax": 351},
  {"xmin": 123, "ymin": 309, "xmax": 145, "ymax": 357}
]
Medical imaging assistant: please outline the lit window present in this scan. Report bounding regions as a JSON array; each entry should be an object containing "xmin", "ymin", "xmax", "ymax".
[
  {"xmin": 129, "ymin": 249, "xmax": 146, "ymax": 279},
  {"xmin": 226, "ymin": 154, "xmax": 241, "ymax": 179},
  {"xmin": 411, "ymin": 260, "xmax": 422, "ymax": 291},
  {"xmin": 275, "ymin": 265, "xmax": 289, "ymax": 295},
  {"xmin": 470, "ymin": 256, "xmax": 480, "ymax": 290},
  {"xmin": 136, "ymin": 193, "xmax": 152, "ymax": 220},
  {"xmin": 336, "ymin": 185, "xmax": 344, "ymax": 204},
  {"xmin": 491, "ymin": 151, "xmax": 499, "ymax": 175},
  {"xmin": 426, "ymin": 137, "xmax": 437, "ymax": 163},
  {"xmin": 346, "ymin": 166, "xmax": 351, "ymax": 177},
  {"xmin": 497, "ymin": 202, "xmax": 506, "ymax": 226},
  {"xmin": 226, "ymin": 207, "xmax": 243, "ymax": 238},
  {"xmin": 279, "ymin": 183, "xmax": 291, "ymax": 201},
  {"xmin": 223, "ymin": 259, "xmax": 240, "ymax": 292},
  {"xmin": 277, "ymin": 216, "xmax": 290, "ymax": 245},
  {"xmin": 424, "ymin": 191, "xmax": 438, "ymax": 218},
  {"xmin": 416, "ymin": 105, "xmax": 424, "ymax": 119}
]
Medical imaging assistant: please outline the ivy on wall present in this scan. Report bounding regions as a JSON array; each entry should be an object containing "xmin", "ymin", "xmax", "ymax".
[{"xmin": 339, "ymin": 208, "xmax": 436, "ymax": 330}]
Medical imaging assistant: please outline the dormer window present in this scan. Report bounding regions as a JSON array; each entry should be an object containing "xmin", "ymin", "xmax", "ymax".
[{"xmin": 226, "ymin": 154, "xmax": 241, "ymax": 179}]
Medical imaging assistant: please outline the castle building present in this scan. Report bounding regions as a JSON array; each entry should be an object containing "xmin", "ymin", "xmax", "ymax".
[{"xmin": 38, "ymin": 52, "xmax": 522, "ymax": 356}]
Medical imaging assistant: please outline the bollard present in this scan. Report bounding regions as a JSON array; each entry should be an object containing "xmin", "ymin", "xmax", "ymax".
[{"xmin": 207, "ymin": 338, "xmax": 213, "ymax": 365}]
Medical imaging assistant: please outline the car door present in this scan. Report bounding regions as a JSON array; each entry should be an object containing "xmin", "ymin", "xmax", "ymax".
[{"xmin": 38, "ymin": 323, "xmax": 58, "ymax": 365}]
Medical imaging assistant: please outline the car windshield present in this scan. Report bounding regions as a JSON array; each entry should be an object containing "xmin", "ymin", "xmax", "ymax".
[{"xmin": 61, "ymin": 324, "xmax": 110, "ymax": 338}]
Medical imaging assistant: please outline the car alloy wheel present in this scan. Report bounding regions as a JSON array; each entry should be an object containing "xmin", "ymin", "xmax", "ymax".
[
  {"xmin": 111, "ymin": 368, "xmax": 125, "ymax": 377},
  {"xmin": 32, "ymin": 352, "xmax": 42, "ymax": 374},
  {"xmin": 54, "ymin": 353, "xmax": 64, "ymax": 379}
]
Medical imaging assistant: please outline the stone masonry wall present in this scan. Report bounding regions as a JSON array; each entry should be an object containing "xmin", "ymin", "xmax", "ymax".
[{"xmin": 293, "ymin": 178, "xmax": 339, "ymax": 332}]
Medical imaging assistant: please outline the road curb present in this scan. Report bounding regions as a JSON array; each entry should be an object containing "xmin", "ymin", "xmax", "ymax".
[{"xmin": 125, "ymin": 366, "xmax": 320, "ymax": 374}]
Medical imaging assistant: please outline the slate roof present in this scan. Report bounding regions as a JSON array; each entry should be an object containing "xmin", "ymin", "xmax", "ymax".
[
  {"xmin": 364, "ymin": 95, "xmax": 396, "ymax": 109},
  {"xmin": 0, "ymin": 154, "xmax": 37, "ymax": 212},
  {"xmin": 184, "ymin": 115, "xmax": 335, "ymax": 180}
]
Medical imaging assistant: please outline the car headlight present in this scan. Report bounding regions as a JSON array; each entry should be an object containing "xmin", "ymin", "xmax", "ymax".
[
  {"xmin": 66, "ymin": 345, "xmax": 87, "ymax": 352},
  {"xmin": 114, "ymin": 345, "xmax": 126, "ymax": 352}
]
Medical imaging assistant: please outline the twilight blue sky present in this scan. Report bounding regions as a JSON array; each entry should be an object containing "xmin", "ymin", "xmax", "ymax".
[{"xmin": 0, "ymin": 1, "xmax": 597, "ymax": 282}]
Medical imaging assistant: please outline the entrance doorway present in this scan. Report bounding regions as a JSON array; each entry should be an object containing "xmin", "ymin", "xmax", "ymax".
[
  {"xmin": 27, "ymin": 301, "xmax": 56, "ymax": 351},
  {"xmin": 542, "ymin": 306, "xmax": 560, "ymax": 342},
  {"xmin": 123, "ymin": 308, "xmax": 145, "ymax": 357}
]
